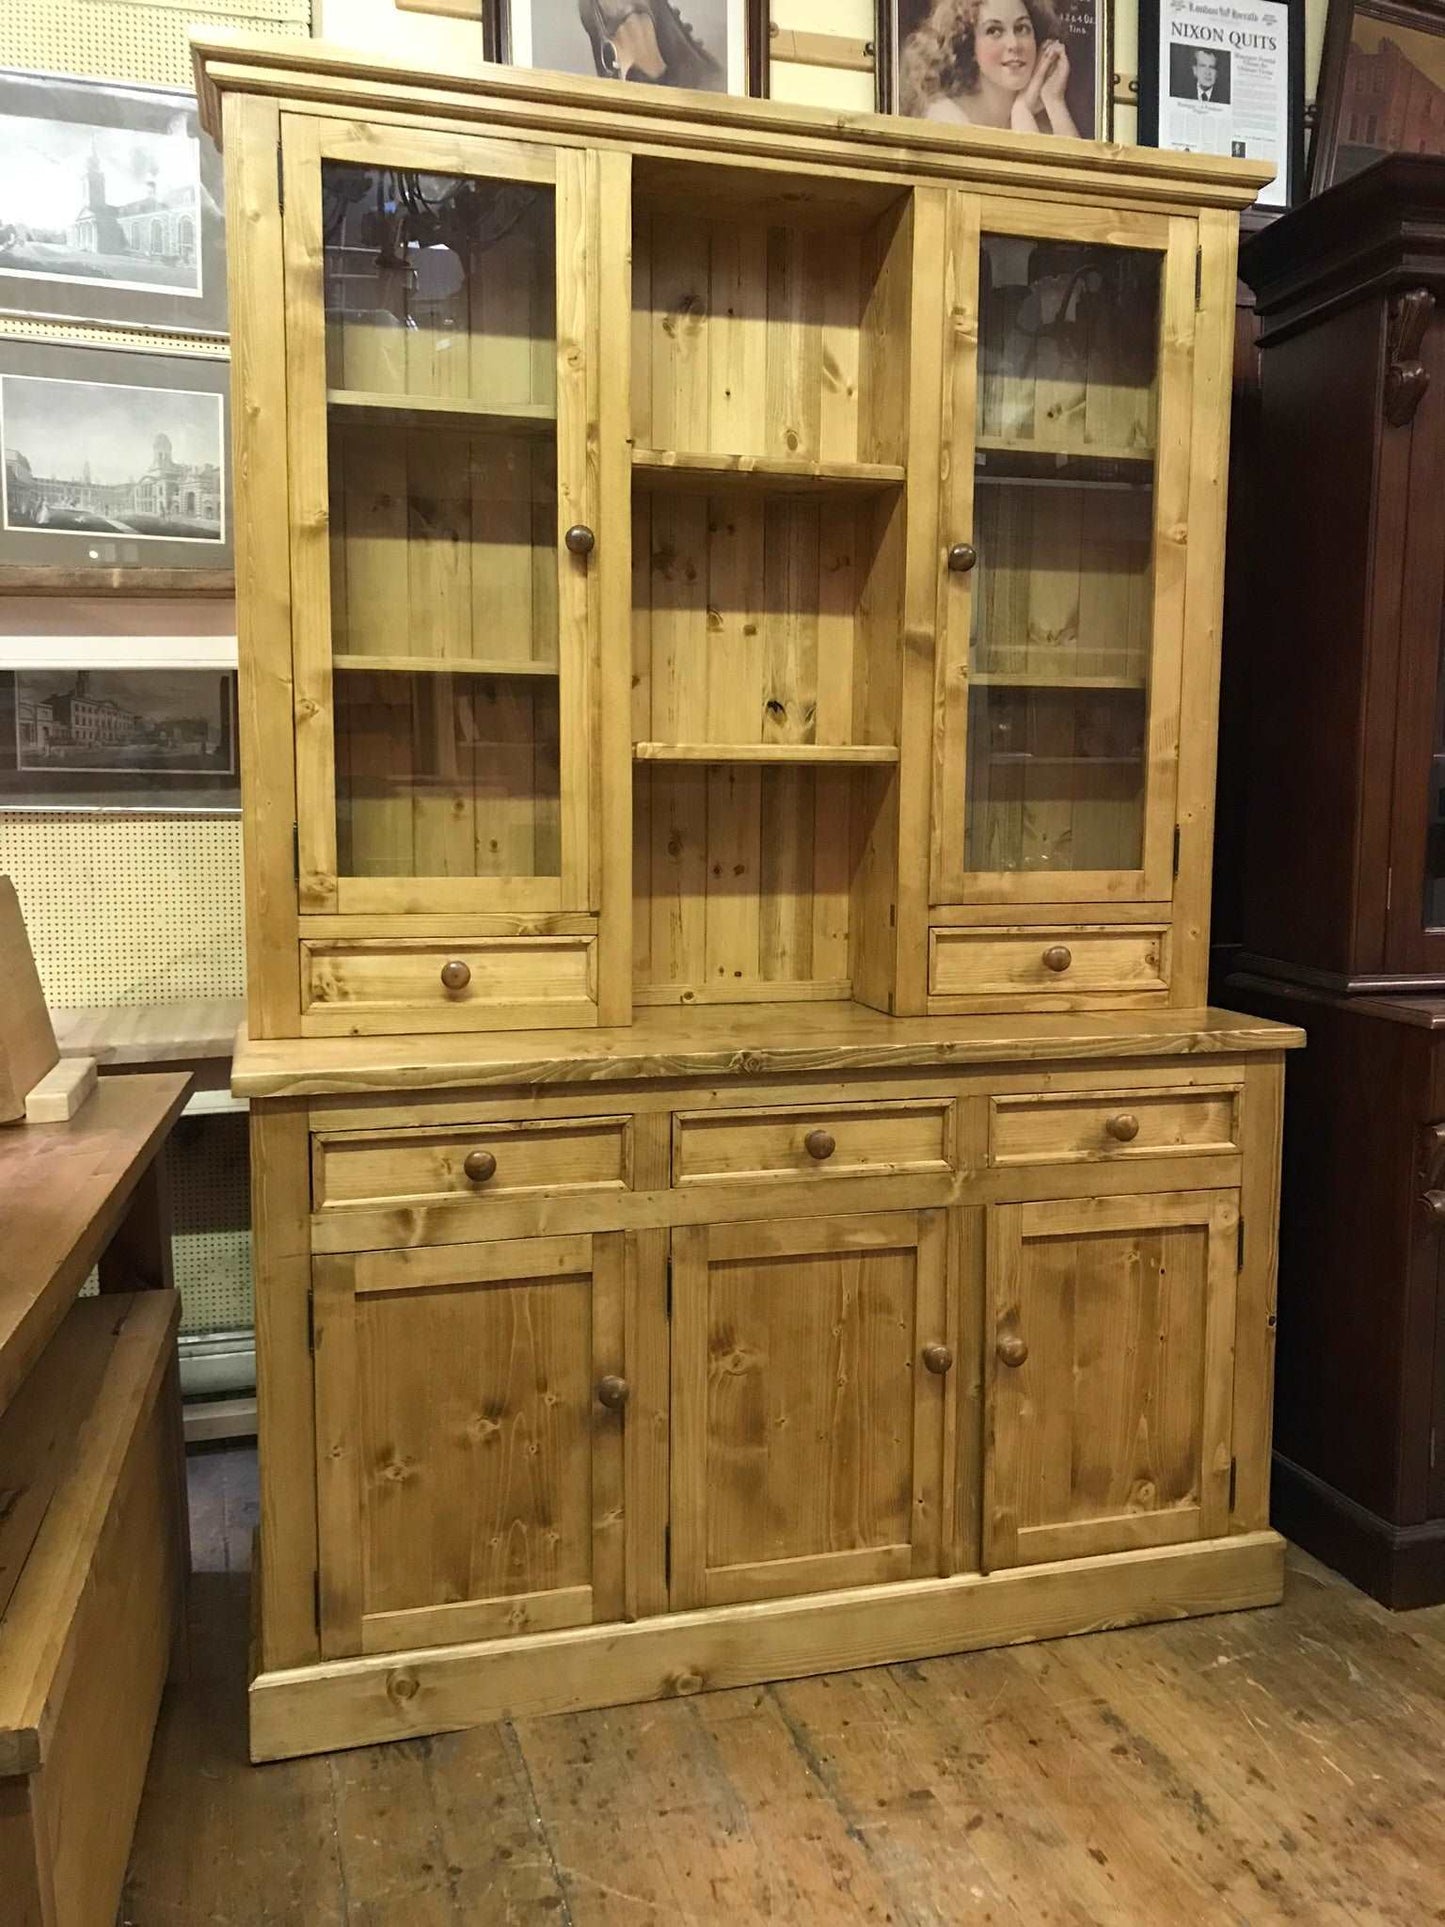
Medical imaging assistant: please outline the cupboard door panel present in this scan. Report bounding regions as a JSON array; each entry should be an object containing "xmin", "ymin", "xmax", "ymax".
[
  {"xmin": 984, "ymin": 1191, "xmax": 1237, "ymax": 1569},
  {"xmin": 313, "ymin": 1232, "xmax": 630, "ymax": 1657},
  {"xmin": 933, "ymin": 195, "xmax": 1196, "ymax": 911},
  {"xmin": 670, "ymin": 1211, "xmax": 949, "ymax": 1609}
]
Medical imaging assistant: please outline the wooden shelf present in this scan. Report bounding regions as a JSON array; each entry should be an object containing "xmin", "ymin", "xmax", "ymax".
[
  {"xmin": 974, "ymin": 434, "xmax": 1154, "ymax": 464},
  {"xmin": 327, "ymin": 390, "xmax": 556, "ymax": 436},
  {"xmin": 634, "ymin": 742, "xmax": 899, "ymax": 766},
  {"xmin": 970, "ymin": 672, "xmax": 1146, "ymax": 691},
  {"xmin": 333, "ymin": 654, "xmax": 559, "ymax": 678},
  {"xmin": 983, "ymin": 754, "xmax": 1142, "ymax": 767},
  {"xmin": 631, "ymin": 448, "xmax": 905, "ymax": 494}
]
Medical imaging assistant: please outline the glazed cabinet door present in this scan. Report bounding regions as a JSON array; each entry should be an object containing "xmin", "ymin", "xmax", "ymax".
[
  {"xmin": 984, "ymin": 1191, "xmax": 1238, "ymax": 1569},
  {"xmin": 280, "ymin": 117, "xmax": 597, "ymax": 923},
  {"xmin": 933, "ymin": 197, "xmax": 1198, "ymax": 914},
  {"xmin": 669, "ymin": 1210, "xmax": 951, "ymax": 1608},
  {"xmin": 312, "ymin": 1233, "xmax": 632, "ymax": 1658}
]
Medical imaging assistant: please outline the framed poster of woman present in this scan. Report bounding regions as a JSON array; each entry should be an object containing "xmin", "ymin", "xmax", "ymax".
[{"xmin": 879, "ymin": 0, "xmax": 1112, "ymax": 138}]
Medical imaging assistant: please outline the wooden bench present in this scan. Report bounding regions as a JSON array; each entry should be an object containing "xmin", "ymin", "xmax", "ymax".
[{"xmin": 0, "ymin": 1073, "xmax": 190, "ymax": 1926}]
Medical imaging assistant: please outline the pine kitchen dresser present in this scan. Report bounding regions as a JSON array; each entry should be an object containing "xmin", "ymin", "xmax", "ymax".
[{"xmin": 195, "ymin": 30, "xmax": 1303, "ymax": 1761}]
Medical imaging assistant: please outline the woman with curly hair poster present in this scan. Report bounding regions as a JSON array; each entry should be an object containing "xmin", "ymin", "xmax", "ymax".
[{"xmin": 887, "ymin": 0, "xmax": 1107, "ymax": 139}]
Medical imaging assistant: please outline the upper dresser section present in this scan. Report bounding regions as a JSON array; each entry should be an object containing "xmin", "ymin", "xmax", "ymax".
[
  {"xmin": 195, "ymin": 32, "xmax": 1268, "ymax": 1040},
  {"xmin": 1236, "ymin": 156, "xmax": 1445, "ymax": 994}
]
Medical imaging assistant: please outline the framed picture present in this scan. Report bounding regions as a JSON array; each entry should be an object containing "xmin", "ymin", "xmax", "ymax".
[
  {"xmin": 1312, "ymin": 0, "xmax": 1445, "ymax": 194},
  {"xmin": 497, "ymin": 0, "xmax": 765, "ymax": 95},
  {"xmin": 1138, "ymin": 0, "xmax": 1304, "ymax": 209},
  {"xmin": 0, "ymin": 338, "xmax": 230, "ymax": 577},
  {"xmin": 0, "ymin": 70, "xmax": 226, "ymax": 338},
  {"xmin": 0, "ymin": 668, "xmax": 239, "ymax": 811},
  {"xmin": 879, "ymin": 0, "xmax": 1113, "ymax": 139}
]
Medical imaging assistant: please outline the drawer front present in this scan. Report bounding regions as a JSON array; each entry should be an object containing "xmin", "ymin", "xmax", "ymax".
[
  {"xmin": 929, "ymin": 926, "xmax": 1168, "ymax": 999},
  {"xmin": 991, "ymin": 1087, "xmax": 1241, "ymax": 1166},
  {"xmin": 301, "ymin": 937, "xmax": 597, "ymax": 1025},
  {"xmin": 314, "ymin": 1116, "xmax": 631, "ymax": 1210},
  {"xmin": 673, "ymin": 1100, "xmax": 953, "ymax": 1186}
]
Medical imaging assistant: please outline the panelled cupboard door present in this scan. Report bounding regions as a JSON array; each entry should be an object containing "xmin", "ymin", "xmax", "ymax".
[
  {"xmin": 932, "ymin": 196, "xmax": 1198, "ymax": 910},
  {"xmin": 312, "ymin": 1233, "xmax": 628, "ymax": 1658},
  {"xmin": 280, "ymin": 115, "xmax": 597, "ymax": 920},
  {"xmin": 669, "ymin": 1211, "xmax": 951, "ymax": 1610},
  {"xmin": 984, "ymin": 1192, "xmax": 1238, "ymax": 1570}
]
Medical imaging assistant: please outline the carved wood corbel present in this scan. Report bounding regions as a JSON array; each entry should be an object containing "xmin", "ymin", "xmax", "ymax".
[{"xmin": 1384, "ymin": 288, "xmax": 1435, "ymax": 426}]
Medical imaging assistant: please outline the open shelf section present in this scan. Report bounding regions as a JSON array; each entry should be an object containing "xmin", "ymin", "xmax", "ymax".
[
  {"xmin": 634, "ymin": 742, "xmax": 899, "ymax": 766},
  {"xmin": 333, "ymin": 654, "xmax": 560, "ymax": 678},
  {"xmin": 631, "ymin": 448, "xmax": 905, "ymax": 495},
  {"xmin": 327, "ymin": 389, "xmax": 557, "ymax": 436},
  {"xmin": 974, "ymin": 439, "xmax": 1154, "ymax": 489}
]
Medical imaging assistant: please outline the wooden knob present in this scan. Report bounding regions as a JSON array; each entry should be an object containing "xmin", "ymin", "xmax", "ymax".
[
  {"xmin": 463, "ymin": 1149, "xmax": 497, "ymax": 1184},
  {"xmin": 597, "ymin": 1375, "xmax": 630, "ymax": 1411},
  {"xmin": 1422, "ymin": 1189, "xmax": 1445, "ymax": 1222},
  {"xmin": 997, "ymin": 1331, "xmax": 1029, "ymax": 1368},
  {"xmin": 804, "ymin": 1128, "xmax": 836, "ymax": 1161},
  {"xmin": 440, "ymin": 959, "xmax": 471, "ymax": 991},
  {"xmin": 947, "ymin": 542, "xmax": 978, "ymax": 573},
  {"xmin": 1106, "ymin": 1113, "xmax": 1140, "ymax": 1143},
  {"xmin": 564, "ymin": 524, "xmax": 595, "ymax": 556},
  {"xmin": 1041, "ymin": 944, "xmax": 1073, "ymax": 973},
  {"xmin": 922, "ymin": 1343, "xmax": 954, "ymax": 1376}
]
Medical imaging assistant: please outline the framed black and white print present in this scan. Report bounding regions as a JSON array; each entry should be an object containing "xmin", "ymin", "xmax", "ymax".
[
  {"xmin": 498, "ymin": 0, "xmax": 764, "ymax": 95},
  {"xmin": 1139, "ymin": 0, "xmax": 1305, "ymax": 209},
  {"xmin": 0, "ymin": 668, "xmax": 239, "ymax": 811},
  {"xmin": 0, "ymin": 70, "xmax": 226, "ymax": 337},
  {"xmin": 0, "ymin": 338, "xmax": 231, "ymax": 575},
  {"xmin": 879, "ymin": 0, "xmax": 1113, "ymax": 140}
]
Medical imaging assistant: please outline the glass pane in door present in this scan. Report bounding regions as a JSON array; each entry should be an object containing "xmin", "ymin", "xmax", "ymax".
[
  {"xmin": 321, "ymin": 162, "xmax": 560, "ymax": 879},
  {"xmin": 966, "ymin": 235, "xmax": 1161, "ymax": 878}
]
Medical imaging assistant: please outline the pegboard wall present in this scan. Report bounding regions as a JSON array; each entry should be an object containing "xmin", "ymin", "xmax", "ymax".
[
  {"xmin": 0, "ymin": 812, "xmax": 244, "ymax": 1005},
  {"xmin": 1, "ymin": 0, "xmax": 308, "ymax": 91},
  {"xmin": 169, "ymin": 1112, "xmax": 253, "ymax": 1333}
]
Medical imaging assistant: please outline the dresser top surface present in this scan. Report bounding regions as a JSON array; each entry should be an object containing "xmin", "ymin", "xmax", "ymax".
[{"xmin": 232, "ymin": 1003, "xmax": 1303, "ymax": 1100}]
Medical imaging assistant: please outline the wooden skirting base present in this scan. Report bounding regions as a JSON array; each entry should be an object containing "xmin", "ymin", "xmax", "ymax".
[
  {"xmin": 1272, "ymin": 1453, "xmax": 1445, "ymax": 1610},
  {"xmin": 249, "ymin": 1531, "xmax": 1285, "ymax": 1762}
]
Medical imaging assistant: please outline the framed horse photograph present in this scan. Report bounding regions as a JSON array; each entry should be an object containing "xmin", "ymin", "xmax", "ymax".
[{"xmin": 499, "ymin": 0, "xmax": 766, "ymax": 95}]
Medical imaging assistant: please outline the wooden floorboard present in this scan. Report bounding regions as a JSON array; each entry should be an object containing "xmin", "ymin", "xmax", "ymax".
[{"xmin": 123, "ymin": 1448, "xmax": 1445, "ymax": 1925}]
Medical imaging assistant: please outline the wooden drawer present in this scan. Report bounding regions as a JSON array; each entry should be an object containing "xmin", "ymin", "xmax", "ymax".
[
  {"xmin": 300, "ymin": 937, "xmax": 597, "ymax": 1031},
  {"xmin": 313, "ymin": 1116, "xmax": 632, "ymax": 1211},
  {"xmin": 929, "ymin": 926, "xmax": 1169, "ymax": 999},
  {"xmin": 672, "ymin": 1099, "xmax": 953, "ymax": 1186},
  {"xmin": 990, "ymin": 1086, "xmax": 1241, "ymax": 1166}
]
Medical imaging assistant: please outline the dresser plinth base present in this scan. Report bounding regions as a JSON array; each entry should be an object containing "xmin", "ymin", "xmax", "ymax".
[{"xmin": 248, "ymin": 1530, "xmax": 1284, "ymax": 1763}]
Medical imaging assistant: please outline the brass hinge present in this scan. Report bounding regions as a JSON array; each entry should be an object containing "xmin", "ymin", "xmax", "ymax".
[
  {"xmin": 664, "ymin": 1523, "xmax": 672, "ymax": 1587},
  {"xmin": 306, "ymin": 1286, "xmax": 316, "ymax": 1355},
  {"xmin": 665, "ymin": 1254, "xmax": 673, "ymax": 1320},
  {"xmin": 1386, "ymin": 866, "xmax": 1394, "ymax": 913},
  {"xmin": 1195, "ymin": 246, "xmax": 1203, "ymax": 309},
  {"xmin": 277, "ymin": 141, "xmax": 285, "ymax": 213},
  {"xmin": 292, "ymin": 822, "xmax": 300, "ymax": 881},
  {"xmin": 1237, "ymin": 1217, "xmax": 1246, "ymax": 1270},
  {"xmin": 313, "ymin": 1569, "xmax": 321, "ymax": 1628},
  {"xmin": 1173, "ymin": 824, "xmax": 1181, "ymax": 879},
  {"xmin": 1228, "ymin": 1457, "xmax": 1238, "ymax": 1511}
]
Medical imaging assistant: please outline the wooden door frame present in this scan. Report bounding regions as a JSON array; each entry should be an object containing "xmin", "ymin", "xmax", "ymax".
[
  {"xmin": 311, "ymin": 1231, "xmax": 626, "ymax": 1658},
  {"xmin": 931, "ymin": 195, "xmax": 1195, "ymax": 912},
  {"xmin": 668, "ymin": 1209, "xmax": 951, "ymax": 1612},
  {"xmin": 280, "ymin": 113, "xmax": 596, "ymax": 920},
  {"xmin": 983, "ymin": 1188, "xmax": 1238, "ymax": 1571}
]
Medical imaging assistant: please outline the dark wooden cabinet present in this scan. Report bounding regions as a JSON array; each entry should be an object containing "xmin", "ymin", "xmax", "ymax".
[
  {"xmin": 1222, "ymin": 157, "xmax": 1445, "ymax": 1604},
  {"xmin": 1234, "ymin": 157, "xmax": 1445, "ymax": 992}
]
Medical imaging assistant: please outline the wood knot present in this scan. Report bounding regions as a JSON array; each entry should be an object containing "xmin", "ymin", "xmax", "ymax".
[
  {"xmin": 387, "ymin": 1668, "xmax": 421, "ymax": 1705},
  {"xmin": 665, "ymin": 1668, "xmax": 705, "ymax": 1697}
]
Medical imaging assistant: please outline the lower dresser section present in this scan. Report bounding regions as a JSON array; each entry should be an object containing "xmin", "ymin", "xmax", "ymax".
[{"xmin": 242, "ymin": 1024, "xmax": 1296, "ymax": 1761}]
